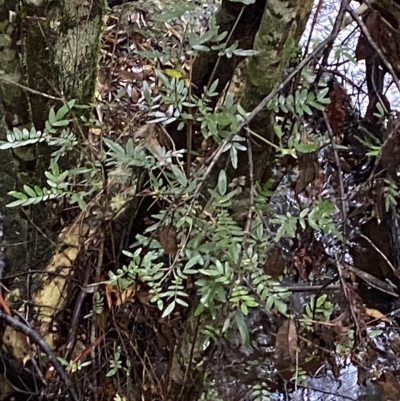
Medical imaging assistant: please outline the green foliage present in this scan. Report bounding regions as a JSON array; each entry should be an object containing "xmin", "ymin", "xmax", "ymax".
[
  {"xmin": 272, "ymin": 199, "xmax": 341, "ymax": 242},
  {"xmin": 271, "ymin": 86, "xmax": 330, "ymax": 116},
  {"xmin": 334, "ymin": 45, "xmax": 357, "ymax": 64},
  {"xmin": 4, "ymin": 100, "xmax": 99, "ymax": 211},
  {"xmin": 106, "ymin": 345, "xmax": 131, "ymax": 377},
  {"xmin": 0, "ymin": 126, "xmax": 46, "ymax": 150},
  {"xmin": 355, "ymin": 130, "xmax": 382, "ymax": 157},
  {"xmin": 336, "ymin": 328, "xmax": 354, "ymax": 355},
  {"xmin": 85, "ymin": 291, "xmax": 104, "ymax": 319},
  {"xmin": 0, "ymin": 100, "xmax": 76, "ymax": 151},
  {"xmin": 252, "ymin": 383, "xmax": 271, "ymax": 401},
  {"xmin": 199, "ymin": 386, "xmax": 224, "ymax": 401},
  {"xmin": 7, "ymin": 184, "xmax": 64, "ymax": 208},
  {"xmin": 0, "ymin": 5, "xmax": 366, "ymax": 398},
  {"xmin": 270, "ymin": 68, "xmax": 330, "ymax": 116},
  {"xmin": 383, "ymin": 178, "xmax": 398, "ymax": 211},
  {"xmin": 302, "ymin": 294, "xmax": 333, "ymax": 330},
  {"xmin": 140, "ymin": 64, "xmax": 249, "ymax": 152},
  {"xmin": 251, "ymin": 270, "xmax": 291, "ymax": 316},
  {"xmin": 58, "ymin": 357, "xmax": 91, "ymax": 373},
  {"xmin": 291, "ymin": 366, "xmax": 308, "ymax": 387},
  {"xmin": 103, "ymin": 157, "xmax": 292, "ymax": 344},
  {"xmin": 103, "ymin": 137, "xmax": 155, "ymax": 168}
]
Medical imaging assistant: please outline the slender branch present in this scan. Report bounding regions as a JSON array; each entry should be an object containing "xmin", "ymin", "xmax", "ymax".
[
  {"xmin": 90, "ymin": 232, "xmax": 104, "ymax": 401},
  {"xmin": 0, "ymin": 312, "xmax": 79, "ymax": 401},
  {"xmin": 240, "ymin": 134, "xmax": 255, "ymax": 260},
  {"xmin": 0, "ymin": 75, "xmax": 63, "ymax": 102},
  {"xmin": 323, "ymin": 111, "xmax": 347, "ymax": 241},
  {"xmin": 285, "ymin": 284, "xmax": 342, "ymax": 292},
  {"xmin": 360, "ymin": 233, "xmax": 396, "ymax": 272},
  {"xmin": 206, "ymin": 5, "xmax": 245, "ymax": 90},
  {"xmin": 0, "ymin": 213, "xmax": 4, "ymax": 297},
  {"xmin": 347, "ymin": 6, "xmax": 400, "ymax": 94}
]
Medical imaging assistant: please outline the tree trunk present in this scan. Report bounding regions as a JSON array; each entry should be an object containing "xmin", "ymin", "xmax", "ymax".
[
  {"xmin": 192, "ymin": 0, "xmax": 267, "ymax": 104},
  {"xmin": 236, "ymin": 0, "xmax": 313, "ymax": 184},
  {"xmin": 351, "ymin": 0, "xmax": 400, "ymax": 310},
  {"xmin": 0, "ymin": 0, "xmax": 106, "ymax": 397}
]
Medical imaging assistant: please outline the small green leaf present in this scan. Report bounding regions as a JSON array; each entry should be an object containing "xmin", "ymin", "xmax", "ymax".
[
  {"xmin": 229, "ymin": 0, "xmax": 255, "ymax": 4},
  {"xmin": 49, "ymin": 108, "xmax": 56, "ymax": 125},
  {"xmin": 184, "ymin": 255, "xmax": 200, "ymax": 272},
  {"xmin": 162, "ymin": 301, "xmax": 176, "ymax": 318},
  {"xmin": 176, "ymin": 298, "xmax": 189, "ymax": 307},
  {"xmin": 295, "ymin": 142, "xmax": 317, "ymax": 153},
  {"xmin": 8, "ymin": 191, "xmax": 28, "ymax": 200},
  {"xmin": 218, "ymin": 170, "xmax": 227, "ymax": 196},
  {"xmin": 103, "ymin": 138, "xmax": 126, "ymax": 155},
  {"xmin": 6, "ymin": 199, "xmax": 25, "ymax": 208},
  {"xmin": 208, "ymin": 79, "xmax": 219, "ymax": 94},
  {"xmin": 235, "ymin": 310, "xmax": 250, "ymax": 345},
  {"xmin": 309, "ymin": 101, "xmax": 326, "ymax": 111},
  {"xmin": 56, "ymin": 100, "xmax": 75, "ymax": 120},
  {"xmin": 52, "ymin": 120, "xmax": 70, "ymax": 127},
  {"xmin": 230, "ymin": 146, "xmax": 238, "ymax": 169},
  {"xmin": 194, "ymin": 303, "xmax": 205, "ymax": 316},
  {"xmin": 232, "ymin": 49, "xmax": 259, "ymax": 57},
  {"xmin": 368, "ymin": 329, "xmax": 383, "ymax": 339},
  {"xmin": 316, "ymin": 294, "xmax": 327, "ymax": 307},
  {"xmin": 171, "ymin": 164, "xmax": 187, "ymax": 186},
  {"xmin": 23, "ymin": 185, "xmax": 37, "ymax": 198},
  {"xmin": 274, "ymin": 298, "xmax": 288, "ymax": 316},
  {"xmin": 317, "ymin": 87, "xmax": 330, "ymax": 99}
]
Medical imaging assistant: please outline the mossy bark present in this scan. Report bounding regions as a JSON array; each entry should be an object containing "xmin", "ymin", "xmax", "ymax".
[
  {"xmin": 13, "ymin": 0, "xmax": 106, "ymax": 280},
  {"xmin": 236, "ymin": 0, "xmax": 313, "ymax": 185},
  {"xmin": 0, "ymin": 0, "xmax": 106, "ymax": 374},
  {"xmin": 0, "ymin": 0, "xmax": 31, "ymax": 277},
  {"xmin": 22, "ymin": 0, "xmax": 104, "ymax": 127}
]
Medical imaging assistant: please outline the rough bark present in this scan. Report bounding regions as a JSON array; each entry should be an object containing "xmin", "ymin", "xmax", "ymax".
[
  {"xmin": 236, "ymin": 0, "xmax": 313, "ymax": 185},
  {"xmin": 0, "ymin": 0, "xmax": 31, "ymax": 277}
]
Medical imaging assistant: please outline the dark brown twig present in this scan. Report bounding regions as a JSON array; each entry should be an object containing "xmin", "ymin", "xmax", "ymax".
[
  {"xmin": 64, "ymin": 264, "xmax": 92, "ymax": 361},
  {"xmin": 323, "ymin": 111, "xmax": 347, "ymax": 238},
  {"xmin": 360, "ymin": 233, "xmax": 396, "ymax": 272},
  {"xmin": 0, "ymin": 311, "xmax": 79, "ymax": 401},
  {"xmin": 347, "ymin": 5, "xmax": 400, "ymax": 94}
]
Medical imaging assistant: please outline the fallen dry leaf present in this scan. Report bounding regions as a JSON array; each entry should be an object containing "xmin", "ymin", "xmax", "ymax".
[
  {"xmin": 264, "ymin": 249, "xmax": 286, "ymax": 278},
  {"xmin": 366, "ymin": 307, "xmax": 391, "ymax": 323},
  {"xmin": 159, "ymin": 224, "xmax": 178, "ymax": 256},
  {"xmin": 295, "ymin": 153, "xmax": 316, "ymax": 194},
  {"xmin": 275, "ymin": 319, "xmax": 298, "ymax": 380}
]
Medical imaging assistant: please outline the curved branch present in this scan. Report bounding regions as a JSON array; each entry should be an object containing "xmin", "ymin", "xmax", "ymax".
[{"xmin": 0, "ymin": 311, "xmax": 79, "ymax": 401}]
